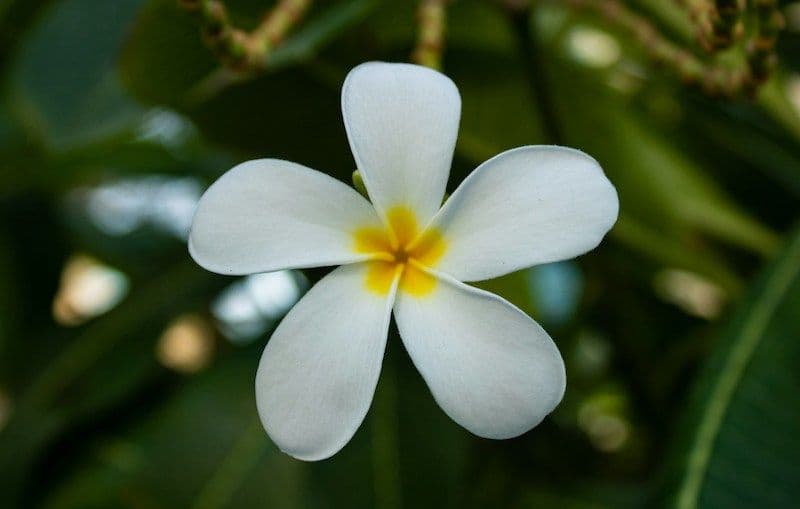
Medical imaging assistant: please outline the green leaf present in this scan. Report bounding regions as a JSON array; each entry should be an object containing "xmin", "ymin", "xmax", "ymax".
[
  {"xmin": 0, "ymin": 0, "xmax": 51, "ymax": 75},
  {"xmin": 38, "ymin": 331, "xmax": 471, "ymax": 509},
  {"xmin": 120, "ymin": 0, "xmax": 217, "ymax": 105},
  {"xmin": 0, "ymin": 262, "xmax": 222, "ymax": 506},
  {"xmin": 437, "ymin": 8, "xmax": 777, "ymax": 292},
  {"xmin": 684, "ymin": 100, "xmax": 800, "ymax": 199},
  {"xmin": 559, "ymin": 85, "xmax": 778, "ymax": 259},
  {"xmin": 517, "ymin": 482, "xmax": 646, "ymax": 509},
  {"xmin": 664, "ymin": 227, "xmax": 800, "ymax": 508},
  {"xmin": 268, "ymin": 0, "xmax": 379, "ymax": 70},
  {"xmin": 8, "ymin": 0, "xmax": 145, "ymax": 150},
  {"xmin": 40, "ymin": 349, "xmax": 306, "ymax": 509},
  {"xmin": 121, "ymin": 1, "xmax": 357, "ymax": 176},
  {"xmin": 122, "ymin": 0, "xmax": 377, "ymax": 105}
]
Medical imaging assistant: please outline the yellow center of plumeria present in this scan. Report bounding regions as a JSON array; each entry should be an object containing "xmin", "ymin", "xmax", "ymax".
[{"xmin": 353, "ymin": 206, "xmax": 447, "ymax": 297}]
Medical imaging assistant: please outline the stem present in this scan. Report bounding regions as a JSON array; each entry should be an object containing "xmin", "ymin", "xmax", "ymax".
[
  {"xmin": 180, "ymin": 0, "xmax": 312, "ymax": 71},
  {"xmin": 678, "ymin": 0, "xmax": 745, "ymax": 51},
  {"xmin": 412, "ymin": 0, "xmax": 448, "ymax": 69},
  {"xmin": 557, "ymin": 0, "xmax": 784, "ymax": 97},
  {"xmin": 747, "ymin": 0, "xmax": 784, "ymax": 84}
]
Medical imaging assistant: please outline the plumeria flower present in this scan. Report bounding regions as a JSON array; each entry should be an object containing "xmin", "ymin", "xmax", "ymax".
[{"xmin": 189, "ymin": 62, "xmax": 619, "ymax": 461}]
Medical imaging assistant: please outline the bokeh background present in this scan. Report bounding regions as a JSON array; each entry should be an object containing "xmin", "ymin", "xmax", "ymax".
[{"xmin": 1, "ymin": 0, "xmax": 799, "ymax": 507}]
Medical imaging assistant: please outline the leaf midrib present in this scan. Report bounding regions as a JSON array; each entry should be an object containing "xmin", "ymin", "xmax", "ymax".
[{"xmin": 675, "ymin": 232, "xmax": 800, "ymax": 509}]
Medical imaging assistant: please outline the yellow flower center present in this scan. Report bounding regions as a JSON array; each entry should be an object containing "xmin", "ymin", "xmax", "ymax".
[{"xmin": 353, "ymin": 206, "xmax": 447, "ymax": 297}]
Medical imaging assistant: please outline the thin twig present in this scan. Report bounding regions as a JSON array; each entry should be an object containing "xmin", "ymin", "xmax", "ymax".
[
  {"xmin": 412, "ymin": 0, "xmax": 448, "ymax": 69},
  {"xmin": 677, "ymin": 0, "xmax": 746, "ymax": 51},
  {"xmin": 747, "ymin": 0, "xmax": 784, "ymax": 84},
  {"xmin": 179, "ymin": 0, "xmax": 312, "ymax": 71},
  {"xmin": 558, "ymin": 0, "xmax": 784, "ymax": 97}
]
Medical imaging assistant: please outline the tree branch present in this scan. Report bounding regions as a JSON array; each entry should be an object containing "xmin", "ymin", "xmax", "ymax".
[{"xmin": 179, "ymin": 0, "xmax": 312, "ymax": 72}]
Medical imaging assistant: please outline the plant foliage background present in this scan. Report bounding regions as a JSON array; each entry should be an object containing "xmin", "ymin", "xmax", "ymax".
[{"xmin": 0, "ymin": 0, "xmax": 799, "ymax": 508}]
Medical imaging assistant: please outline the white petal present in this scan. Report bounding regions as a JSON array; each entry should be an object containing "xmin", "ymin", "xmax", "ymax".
[
  {"xmin": 189, "ymin": 159, "xmax": 382, "ymax": 275},
  {"xmin": 430, "ymin": 146, "xmax": 619, "ymax": 281},
  {"xmin": 342, "ymin": 62, "xmax": 461, "ymax": 226},
  {"xmin": 255, "ymin": 263, "xmax": 398, "ymax": 461},
  {"xmin": 394, "ymin": 271, "xmax": 566, "ymax": 439}
]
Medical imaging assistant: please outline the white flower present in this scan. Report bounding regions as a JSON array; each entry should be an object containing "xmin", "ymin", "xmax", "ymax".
[{"xmin": 189, "ymin": 62, "xmax": 619, "ymax": 461}]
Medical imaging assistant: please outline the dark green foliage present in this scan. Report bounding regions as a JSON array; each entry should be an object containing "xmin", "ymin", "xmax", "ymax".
[{"xmin": 1, "ymin": 0, "xmax": 799, "ymax": 508}]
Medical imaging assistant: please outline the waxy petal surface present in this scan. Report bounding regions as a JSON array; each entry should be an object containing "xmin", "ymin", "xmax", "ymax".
[
  {"xmin": 256, "ymin": 263, "xmax": 398, "ymax": 460},
  {"xmin": 394, "ymin": 271, "xmax": 566, "ymax": 439},
  {"xmin": 190, "ymin": 159, "xmax": 382, "ymax": 275},
  {"xmin": 342, "ymin": 62, "xmax": 460, "ymax": 228},
  {"xmin": 429, "ymin": 146, "xmax": 618, "ymax": 281}
]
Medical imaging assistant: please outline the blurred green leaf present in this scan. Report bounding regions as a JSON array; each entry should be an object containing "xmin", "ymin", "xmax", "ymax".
[
  {"xmin": 551, "ymin": 78, "xmax": 774, "ymax": 293},
  {"xmin": 2, "ymin": 0, "xmax": 799, "ymax": 507},
  {"xmin": 121, "ymin": 0, "xmax": 378, "ymax": 103},
  {"xmin": 431, "ymin": 9, "xmax": 778, "ymax": 294},
  {"xmin": 0, "ymin": 0, "xmax": 51, "ymax": 75},
  {"xmin": 120, "ymin": 0, "xmax": 216, "ymax": 105},
  {"xmin": 0, "ymin": 262, "xmax": 222, "ymax": 506},
  {"xmin": 0, "ymin": 226, "xmax": 13, "ymax": 360},
  {"xmin": 8, "ymin": 0, "xmax": 145, "ymax": 150},
  {"xmin": 41, "ymin": 350, "xmax": 307, "ymax": 509},
  {"xmin": 663, "ymin": 227, "xmax": 800, "ymax": 508},
  {"xmin": 0, "ymin": 135, "xmax": 234, "ymax": 197},
  {"xmin": 516, "ymin": 482, "xmax": 646, "ymax": 509},
  {"xmin": 557, "ymin": 75, "xmax": 778, "ymax": 258},
  {"xmin": 516, "ymin": 5, "xmax": 789, "ymax": 290},
  {"xmin": 269, "ymin": 0, "xmax": 379, "ymax": 71},
  {"xmin": 37, "ymin": 331, "xmax": 472, "ymax": 509},
  {"xmin": 684, "ymin": 96, "xmax": 800, "ymax": 200},
  {"xmin": 121, "ymin": 0, "xmax": 358, "ymax": 176},
  {"xmin": 612, "ymin": 215, "xmax": 741, "ymax": 294},
  {"xmin": 758, "ymin": 74, "xmax": 800, "ymax": 143},
  {"xmin": 451, "ymin": 51, "xmax": 545, "ymax": 168}
]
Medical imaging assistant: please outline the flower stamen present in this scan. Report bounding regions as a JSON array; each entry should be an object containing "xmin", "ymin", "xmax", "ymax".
[{"xmin": 353, "ymin": 205, "xmax": 446, "ymax": 297}]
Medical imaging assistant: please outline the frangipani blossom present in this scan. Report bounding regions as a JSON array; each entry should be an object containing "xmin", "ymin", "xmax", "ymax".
[{"xmin": 189, "ymin": 62, "xmax": 619, "ymax": 461}]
